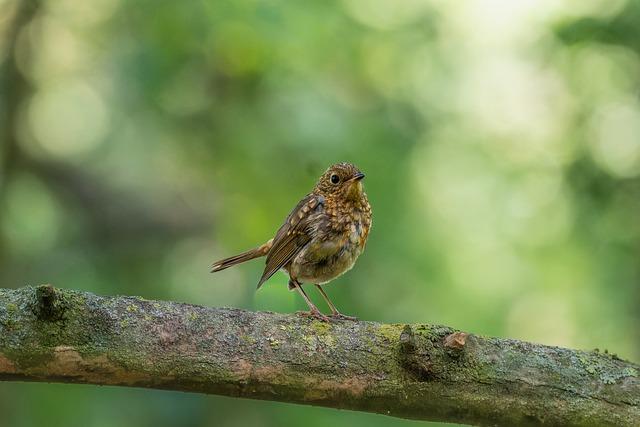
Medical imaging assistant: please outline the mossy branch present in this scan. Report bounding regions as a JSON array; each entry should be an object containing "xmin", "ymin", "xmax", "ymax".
[{"xmin": 0, "ymin": 286, "xmax": 638, "ymax": 426}]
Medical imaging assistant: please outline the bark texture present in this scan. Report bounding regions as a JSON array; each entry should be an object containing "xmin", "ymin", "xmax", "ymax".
[{"xmin": 0, "ymin": 285, "xmax": 638, "ymax": 426}]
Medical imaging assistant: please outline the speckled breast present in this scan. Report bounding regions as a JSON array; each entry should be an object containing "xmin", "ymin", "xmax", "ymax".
[{"xmin": 289, "ymin": 208, "xmax": 371, "ymax": 285}]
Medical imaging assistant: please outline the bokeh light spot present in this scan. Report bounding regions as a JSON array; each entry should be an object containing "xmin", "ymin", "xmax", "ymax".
[
  {"xmin": 589, "ymin": 102, "xmax": 640, "ymax": 178},
  {"xmin": 27, "ymin": 80, "xmax": 109, "ymax": 158},
  {"xmin": 342, "ymin": 0, "xmax": 430, "ymax": 30}
]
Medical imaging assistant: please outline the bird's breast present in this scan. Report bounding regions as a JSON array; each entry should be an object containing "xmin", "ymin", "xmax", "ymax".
[{"xmin": 289, "ymin": 208, "xmax": 370, "ymax": 285}]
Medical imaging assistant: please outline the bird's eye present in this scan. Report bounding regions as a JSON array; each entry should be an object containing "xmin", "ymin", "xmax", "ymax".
[{"xmin": 330, "ymin": 174, "xmax": 340, "ymax": 184}]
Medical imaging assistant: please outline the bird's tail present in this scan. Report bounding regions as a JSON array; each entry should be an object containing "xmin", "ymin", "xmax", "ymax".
[{"xmin": 210, "ymin": 239, "xmax": 272, "ymax": 273}]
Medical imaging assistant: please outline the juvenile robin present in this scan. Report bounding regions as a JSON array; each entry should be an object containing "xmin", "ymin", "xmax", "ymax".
[{"xmin": 211, "ymin": 162, "xmax": 372, "ymax": 322}]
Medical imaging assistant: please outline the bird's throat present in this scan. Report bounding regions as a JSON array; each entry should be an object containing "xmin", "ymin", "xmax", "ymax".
[{"xmin": 345, "ymin": 181, "xmax": 364, "ymax": 202}]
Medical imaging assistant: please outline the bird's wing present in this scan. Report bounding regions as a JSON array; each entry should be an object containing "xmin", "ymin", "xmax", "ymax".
[{"xmin": 257, "ymin": 193, "xmax": 325, "ymax": 288}]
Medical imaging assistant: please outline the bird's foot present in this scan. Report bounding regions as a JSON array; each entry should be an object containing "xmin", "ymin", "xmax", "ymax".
[
  {"xmin": 297, "ymin": 310, "xmax": 332, "ymax": 323},
  {"xmin": 331, "ymin": 312, "xmax": 358, "ymax": 321}
]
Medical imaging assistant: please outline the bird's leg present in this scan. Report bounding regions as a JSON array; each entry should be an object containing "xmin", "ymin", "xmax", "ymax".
[
  {"xmin": 291, "ymin": 280, "xmax": 331, "ymax": 322},
  {"xmin": 314, "ymin": 284, "xmax": 357, "ymax": 321}
]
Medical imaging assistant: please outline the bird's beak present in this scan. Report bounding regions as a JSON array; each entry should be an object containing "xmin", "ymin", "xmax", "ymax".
[{"xmin": 350, "ymin": 172, "xmax": 365, "ymax": 182}]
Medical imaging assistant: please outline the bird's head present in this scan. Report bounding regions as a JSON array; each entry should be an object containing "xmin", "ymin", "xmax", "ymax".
[{"xmin": 315, "ymin": 162, "xmax": 366, "ymax": 201}]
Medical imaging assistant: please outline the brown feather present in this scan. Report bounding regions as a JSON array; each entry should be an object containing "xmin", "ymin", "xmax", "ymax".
[
  {"xmin": 256, "ymin": 194, "xmax": 324, "ymax": 288},
  {"xmin": 211, "ymin": 239, "xmax": 272, "ymax": 272}
]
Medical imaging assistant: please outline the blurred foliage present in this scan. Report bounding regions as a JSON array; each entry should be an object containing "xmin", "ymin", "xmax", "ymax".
[{"xmin": 1, "ymin": 0, "xmax": 639, "ymax": 426}]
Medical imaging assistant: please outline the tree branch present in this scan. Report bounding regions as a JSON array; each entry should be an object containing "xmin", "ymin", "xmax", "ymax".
[{"xmin": 0, "ymin": 285, "xmax": 638, "ymax": 426}]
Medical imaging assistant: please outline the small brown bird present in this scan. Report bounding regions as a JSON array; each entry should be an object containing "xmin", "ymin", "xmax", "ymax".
[{"xmin": 211, "ymin": 162, "xmax": 372, "ymax": 321}]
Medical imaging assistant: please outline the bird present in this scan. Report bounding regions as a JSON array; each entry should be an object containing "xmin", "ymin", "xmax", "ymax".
[{"xmin": 211, "ymin": 162, "xmax": 372, "ymax": 322}]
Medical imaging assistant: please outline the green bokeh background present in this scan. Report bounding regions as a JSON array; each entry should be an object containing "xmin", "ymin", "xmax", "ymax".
[{"xmin": 1, "ymin": 0, "xmax": 639, "ymax": 426}]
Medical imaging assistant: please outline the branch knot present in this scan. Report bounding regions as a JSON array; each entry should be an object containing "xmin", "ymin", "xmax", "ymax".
[
  {"xmin": 32, "ymin": 284, "xmax": 66, "ymax": 321},
  {"xmin": 399, "ymin": 325, "xmax": 433, "ymax": 381},
  {"xmin": 444, "ymin": 331, "xmax": 468, "ymax": 357}
]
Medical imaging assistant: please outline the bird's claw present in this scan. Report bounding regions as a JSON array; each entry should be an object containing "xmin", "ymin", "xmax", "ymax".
[
  {"xmin": 331, "ymin": 313, "xmax": 358, "ymax": 321},
  {"xmin": 297, "ymin": 310, "xmax": 332, "ymax": 323}
]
